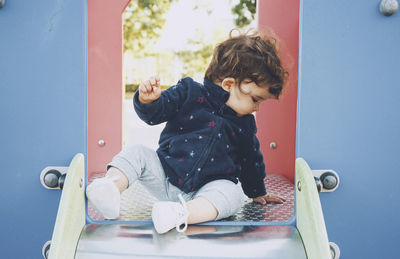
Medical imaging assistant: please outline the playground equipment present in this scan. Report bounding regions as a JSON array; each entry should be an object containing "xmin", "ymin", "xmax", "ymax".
[
  {"xmin": 40, "ymin": 156, "xmax": 339, "ymax": 259},
  {"xmin": 1, "ymin": 0, "xmax": 399, "ymax": 258}
]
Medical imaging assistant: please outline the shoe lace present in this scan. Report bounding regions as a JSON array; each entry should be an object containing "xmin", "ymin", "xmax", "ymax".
[{"xmin": 176, "ymin": 194, "xmax": 189, "ymax": 233}]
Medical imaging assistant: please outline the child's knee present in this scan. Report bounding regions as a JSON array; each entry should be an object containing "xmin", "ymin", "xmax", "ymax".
[
  {"xmin": 112, "ymin": 144, "xmax": 155, "ymax": 167},
  {"xmin": 195, "ymin": 180, "xmax": 245, "ymax": 219},
  {"xmin": 223, "ymin": 181, "xmax": 246, "ymax": 214}
]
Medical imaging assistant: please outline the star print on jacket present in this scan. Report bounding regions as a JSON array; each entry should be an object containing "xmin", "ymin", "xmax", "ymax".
[{"xmin": 134, "ymin": 77, "xmax": 267, "ymax": 198}]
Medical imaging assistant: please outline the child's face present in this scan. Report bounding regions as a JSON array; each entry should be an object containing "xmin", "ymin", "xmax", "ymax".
[{"xmin": 223, "ymin": 79, "xmax": 275, "ymax": 117}]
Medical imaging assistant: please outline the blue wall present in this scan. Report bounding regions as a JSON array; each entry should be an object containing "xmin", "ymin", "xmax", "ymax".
[
  {"xmin": 298, "ymin": 0, "xmax": 400, "ymax": 258},
  {"xmin": 0, "ymin": 0, "xmax": 86, "ymax": 258}
]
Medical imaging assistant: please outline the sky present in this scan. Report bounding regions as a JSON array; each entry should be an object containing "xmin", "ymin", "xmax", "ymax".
[{"xmin": 154, "ymin": 0, "xmax": 245, "ymax": 51}]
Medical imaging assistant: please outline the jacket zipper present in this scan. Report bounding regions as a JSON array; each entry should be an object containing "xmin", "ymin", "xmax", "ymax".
[{"xmin": 183, "ymin": 117, "xmax": 222, "ymax": 187}]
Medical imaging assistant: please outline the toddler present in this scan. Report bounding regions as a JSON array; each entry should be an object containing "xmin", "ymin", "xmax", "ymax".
[{"xmin": 87, "ymin": 30, "xmax": 288, "ymax": 234}]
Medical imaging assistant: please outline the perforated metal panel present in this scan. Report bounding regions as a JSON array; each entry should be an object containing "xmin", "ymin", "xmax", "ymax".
[{"xmin": 88, "ymin": 173, "xmax": 294, "ymax": 222}]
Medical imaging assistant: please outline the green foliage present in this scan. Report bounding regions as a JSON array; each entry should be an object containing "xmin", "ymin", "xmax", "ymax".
[
  {"xmin": 125, "ymin": 83, "xmax": 170, "ymax": 93},
  {"xmin": 125, "ymin": 83, "xmax": 139, "ymax": 92},
  {"xmin": 174, "ymin": 26, "xmax": 228, "ymax": 80},
  {"xmin": 232, "ymin": 0, "xmax": 256, "ymax": 28},
  {"xmin": 123, "ymin": 0, "xmax": 175, "ymax": 54},
  {"xmin": 123, "ymin": 0, "xmax": 257, "ymax": 91},
  {"xmin": 175, "ymin": 38, "xmax": 214, "ymax": 79}
]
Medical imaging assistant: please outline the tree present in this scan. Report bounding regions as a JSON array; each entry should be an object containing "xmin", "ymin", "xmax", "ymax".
[
  {"xmin": 176, "ymin": 40, "xmax": 214, "ymax": 79},
  {"xmin": 123, "ymin": 0, "xmax": 175, "ymax": 54},
  {"xmin": 175, "ymin": 26, "xmax": 227, "ymax": 80},
  {"xmin": 231, "ymin": 0, "xmax": 256, "ymax": 28}
]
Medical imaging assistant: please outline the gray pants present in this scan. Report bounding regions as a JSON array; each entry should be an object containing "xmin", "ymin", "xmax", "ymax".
[{"xmin": 108, "ymin": 145, "xmax": 246, "ymax": 220}]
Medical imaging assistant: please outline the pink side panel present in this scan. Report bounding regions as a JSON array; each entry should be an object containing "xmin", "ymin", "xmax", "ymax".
[
  {"xmin": 257, "ymin": 0, "xmax": 300, "ymax": 182},
  {"xmin": 87, "ymin": 0, "xmax": 130, "ymax": 176}
]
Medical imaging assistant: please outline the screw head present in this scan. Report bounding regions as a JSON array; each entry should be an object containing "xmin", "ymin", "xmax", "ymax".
[
  {"xmin": 380, "ymin": 0, "xmax": 399, "ymax": 16},
  {"xmin": 44, "ymin": 173, "xmax": 59, "ymax": 188},
  {"xmin": 329, "ymin": 242, "xmax": 341, "ymax": 259},
  {"xmin": 98, "ymin": 139, "xmax": 105, "ymax": 146},
  {"xmin": 321, "ymin": 173, "xmax": 338, "ymax": 190},
  {"xmin": 42, "ymin": 241, "xmax": 51, "ymax": 259},
  {"xmin": 297, "ymin": 181, "xmax": 301, "ymax": 191},
  {"xmin": 43, "ymin": 169, "xmax": 61, "ymax": 188},
  {"xmin": 270, "ymin": 142, "xmax": 277, "ymax": 149}
]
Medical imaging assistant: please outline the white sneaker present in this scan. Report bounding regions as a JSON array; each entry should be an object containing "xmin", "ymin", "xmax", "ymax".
[
  {"xmin": 86, "ymin": 176, "xmax": 121, "ymax": 219},
  {"xmin": 152, "ymin": 194, "xmax": 189, "ymax": 234}
]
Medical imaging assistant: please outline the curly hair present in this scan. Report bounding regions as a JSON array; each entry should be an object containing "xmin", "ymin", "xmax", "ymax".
[{"xmin": 205, "ymin": 30, "xmax": 288, "ymax": 98}]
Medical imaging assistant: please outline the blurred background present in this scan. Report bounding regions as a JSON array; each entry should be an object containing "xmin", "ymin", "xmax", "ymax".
[{"xmin": 122, "ymin": 0, "xmax": 257, "ymax": 148}]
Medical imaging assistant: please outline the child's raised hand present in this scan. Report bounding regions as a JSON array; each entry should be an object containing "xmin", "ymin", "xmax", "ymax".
[
  {"xmin": 138, "ymin": 76, "xmax": 161, "ymax": 104},
  {"xmin": 253, "ymin": 193, "xmax": 286, "ymax": 205}
]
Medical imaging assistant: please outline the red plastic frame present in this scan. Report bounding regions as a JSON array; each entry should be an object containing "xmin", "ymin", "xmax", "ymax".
[
  {"xmin": 87, "ymin": 0, "xmax": 300, "ymax": 183},
  {"xmin": 257, "ymin": 0, "xmax": 299, "ymax": 182}
]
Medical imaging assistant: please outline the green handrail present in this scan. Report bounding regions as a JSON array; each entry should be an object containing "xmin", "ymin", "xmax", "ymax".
[
  {"xmin": 296, "ymin": 157, "xmax": 331, "ymax": 259},
  {"xmin": 48, "ymin": 154, "xmax": 86, "ymax": 259}
]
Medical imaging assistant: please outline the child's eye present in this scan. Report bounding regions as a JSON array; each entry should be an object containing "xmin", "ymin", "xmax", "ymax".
[{"xmin": 252, "ymin": 97, "xmax": 258, "ymax": 103}]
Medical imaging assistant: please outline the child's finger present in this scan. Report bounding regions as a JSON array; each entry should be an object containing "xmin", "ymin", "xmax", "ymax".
[
  {"xmin": 253, "ymin": 197, "xmax": 266, "ymax": 205},
  {"xmin": 153, "ymin": 84, "xmax": 162, "ymax": 96},
  {"xmin": 268, "ymin": 195, "xmax": 285, "ymax": 204},
  {"xmin": 139, "ymin": 83, "xmax": 148, "ymax": 94},
  {"xmin": 276, "ymin": 195, "xmax": 286, "ymax": 202},
  {"xmin": 144, "ymin": 81, "xmax": 152, "ymax": 92},
  {"xmin": 150, "ymin": 76, "xmax": 161, "ymax": 88},
  {"xmin": 149, "ymin": 76, "xmax": 156, "ymax": 86},
  {"xmin": 155, "ymin": 75, "xmax": 160, "ymax": 85}
]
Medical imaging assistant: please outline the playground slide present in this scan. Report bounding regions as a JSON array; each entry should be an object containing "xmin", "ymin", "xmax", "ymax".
[{"xmin": 43, "ymin": 155, "xmax": 333, "ymax": 259}]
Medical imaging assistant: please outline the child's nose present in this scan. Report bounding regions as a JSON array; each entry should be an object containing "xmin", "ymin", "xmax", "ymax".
[{"xmin": 254, "ymin": 103, "xmax": 260, "ymax": 111}]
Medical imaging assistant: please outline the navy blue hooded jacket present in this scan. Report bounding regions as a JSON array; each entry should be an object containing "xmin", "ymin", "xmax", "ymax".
[{"xmin": 134, "ymin": 77, "xmax": 267, "ymax": 198}]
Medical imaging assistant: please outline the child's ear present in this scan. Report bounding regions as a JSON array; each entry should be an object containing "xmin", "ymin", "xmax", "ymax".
[{"xmin": 221, "ymin": 78, "xmax": 236, "ymax": 92}]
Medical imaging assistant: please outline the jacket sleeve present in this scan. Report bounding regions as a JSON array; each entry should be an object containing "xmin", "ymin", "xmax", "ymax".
[
  {"xmin": 133, "ymin": 78, "xmax": 189, "ymax": 125},
  {"xmin": 239, "ymin": 118, "xmax": 267, "ymax": 198}
]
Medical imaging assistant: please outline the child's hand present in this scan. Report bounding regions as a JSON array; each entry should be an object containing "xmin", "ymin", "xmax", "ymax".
[
  {"xmin": 138, "ymin": 76, "xmax": 161, "ymax": 104},
  {"xmin": 253, "ymin": 193, "xmax": 286, "ymax": 205}
]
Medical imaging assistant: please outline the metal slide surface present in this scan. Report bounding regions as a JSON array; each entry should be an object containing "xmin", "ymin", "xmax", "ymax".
[
  {"xmin": 88, "ymin": 174, "xmax": 294, "ymax": 222},
  {"xmin": 49, "ymin": 155, "xmax": 311, "ymax": 258},
  {"xmin": 75, "ymin": 224, "xmax": 306, "ymax": 259},
  {"xmin": 77, "ymin": 173, "xmax": 305, "ymax": 258}
]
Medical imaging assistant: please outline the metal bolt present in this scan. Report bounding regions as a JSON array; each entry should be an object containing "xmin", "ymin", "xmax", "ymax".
[
  {"xmin": 80, "ymin": 177, "xmax": 83, "ymax": 188},
  {"xmin": 98, "ymin": 139, "xmax": 105, "ymax": 147},
  {"xmin": 44, "ymin": 171, "xmax": 60, "ymax": 188},
  {"xmin": 321, "ymin": 172, "xmax": 338, "ymax": 190},
  {"xmin": 270, "ymin": 142, "xmax": 277, "ymax": 149},
  {"xmin": 314, "ymin": 177, "xmax": 322, "ymax": 192},
  {"xmin": 297, "ymin": 181, "xmax": 301, "ymax": 192},
  {"xmin": 42, "ymin": 241, "xmax": 51, "ymax": 259},
  {"xmin": 380, "ymin": 0, "xmax": 399, "ymax": 16},
  {"xmin": 329, "ymin": 242, "xmax": 340, "ymax": 259},
  {"xmin": 43, "ymin": 169, "xmax": 62, "ymax": 188}
]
